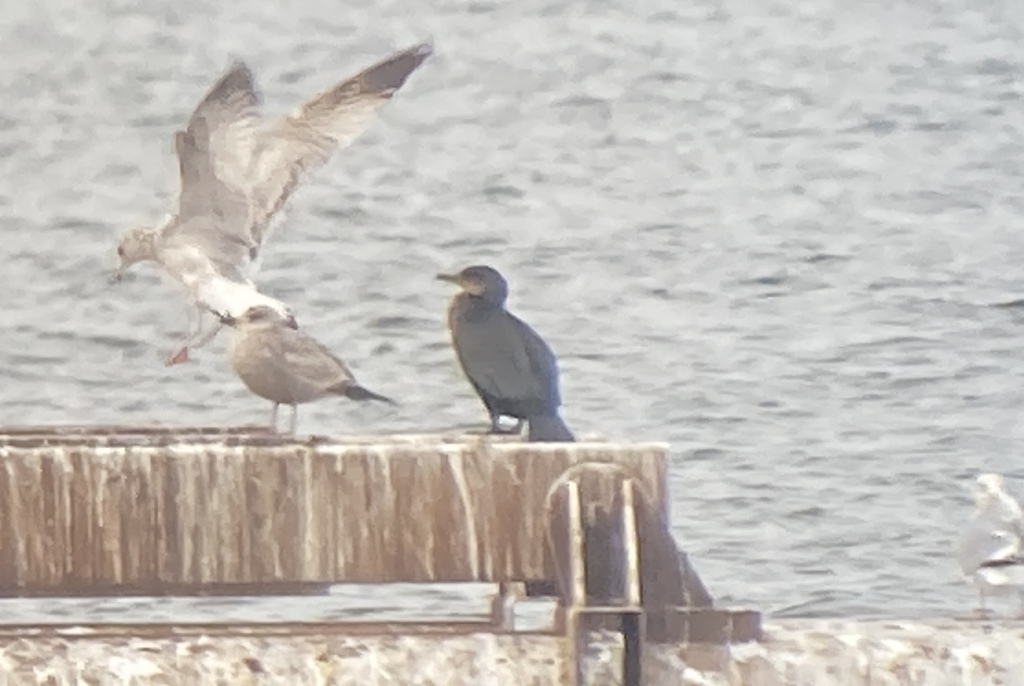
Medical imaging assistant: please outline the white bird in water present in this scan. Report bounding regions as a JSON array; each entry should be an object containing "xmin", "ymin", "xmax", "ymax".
[
  {"xmin": 112, "ymin": 42, "xmax": 433, "ymax": 365},
  {"xmin": 955, "ymin": 472, "xmax": 1024, "ymax": 618},
  {"xmin": 218, "ymin": 305, "xmax": 393, "ymax": 435}
]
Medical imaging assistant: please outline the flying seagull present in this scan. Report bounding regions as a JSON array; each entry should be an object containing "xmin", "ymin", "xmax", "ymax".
[{"xmin": 113, "ymin": 43, "xmax": 433, "ymax": 365}]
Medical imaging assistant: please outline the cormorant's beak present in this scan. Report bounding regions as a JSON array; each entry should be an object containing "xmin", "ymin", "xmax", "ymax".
[{"xmin": 436, "ymin": 273, "xmax": 459, "ymax": 284}]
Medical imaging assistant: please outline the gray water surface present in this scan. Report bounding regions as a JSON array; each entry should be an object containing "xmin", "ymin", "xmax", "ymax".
[{"xmin": 1, "ymin": 0, "xmax": 1023, "ymax": 622}]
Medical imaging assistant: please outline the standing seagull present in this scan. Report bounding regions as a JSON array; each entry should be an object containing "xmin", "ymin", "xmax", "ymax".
[
  {"xmin": 218, "ymin": 305, "xmax": 393, "ymax": 435},
  {"xmin": 436, "ymin": 265, "xmax": 575, "ymax": 443},
  {"xmin": 955, "ymin": 472, "xmax": 1024, "ymax": 618},
  {"xmin": 112, "ymin": 43, "xmax": 433, "ymax": 365}
]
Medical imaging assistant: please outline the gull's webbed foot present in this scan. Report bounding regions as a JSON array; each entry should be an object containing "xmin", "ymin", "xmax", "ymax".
[{"xmin": 165, "ymin": 346, "xmax": 190, "ymax": 366}]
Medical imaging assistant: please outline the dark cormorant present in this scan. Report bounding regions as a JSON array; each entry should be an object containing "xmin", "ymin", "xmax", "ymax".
[{"xmin": 437, "ymin": 265, "xmax": 575, "ymax": 442}]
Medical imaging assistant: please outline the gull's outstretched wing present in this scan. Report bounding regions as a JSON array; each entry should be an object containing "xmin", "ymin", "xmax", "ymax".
[
  {"xmin": 246, "ymin": 43, "xmax": 433, "ymax": 254},
  {"xmin": 165, "ymin": 63, "xmax": 263, "ymax": 282}
]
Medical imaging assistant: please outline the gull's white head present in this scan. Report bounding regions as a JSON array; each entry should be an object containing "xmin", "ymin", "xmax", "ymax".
[
  {"xmin": 972, "ymin": 472, "xmax": 1006, "ymax": 508},
  {"xmin": 112, "ymin": 226, "xmax": 159, "ymax": 282}
]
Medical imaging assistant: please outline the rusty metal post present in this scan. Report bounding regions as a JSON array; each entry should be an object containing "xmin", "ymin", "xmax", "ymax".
[
  {"xmin": 546, "ymin": 466, "xmax": 650, "ymax": 686},
  {"xmin": 620, "ymin": 479, "xmax": 645, "ymax": 686},
  {"xmin": 622, "ymin": 612, "xmax": 644, "ymax": 686},
  {"xmin": 490, "ymin": 582, "xmax": 525, "ymax": 630},
  {"xmin": 621, "ymin": 479, "xmax": 641, "ymax": 607},
  {"xmin": 566, "ymin": 478, "xmax": 587, "ymax": 686},
  {"xmin": 566, "ymin": 480, "xmax": 586, "ymax": 606}
]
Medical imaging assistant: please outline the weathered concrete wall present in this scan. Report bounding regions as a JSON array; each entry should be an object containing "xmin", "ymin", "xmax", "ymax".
[
  {"xmin": 0, "ymin": 625, "xmax": 568, "ymax": 685},
  {"xmin": 0, "ymin": 620, "xmax": 1019, "ymax": 685},
  {"xmin": 726, "ymin": 619, "xmax": 1024, "ymax": 686},
  {"xmin": 0, "ymin": 429, "xmax": 667, "ymax": 593}
]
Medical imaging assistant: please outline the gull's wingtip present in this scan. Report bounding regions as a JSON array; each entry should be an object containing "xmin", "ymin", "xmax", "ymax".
[
  {"xmin": 409, "ymin": 41, "xmax": 434, "ymax": 68},
  {"xmin": 224, "ymin": 59, "xmax": 254, "ymax": 76},
  {"xmin": 357, "ymin": 41, "xmax": 435, "ymax": 94},
  {"xmin": 215, "ymin": 60, "xmax": 259, "ymax": 98},
  {"xmin": 192, "ymin": 59, "xmax": 260, "ymax": 112}
]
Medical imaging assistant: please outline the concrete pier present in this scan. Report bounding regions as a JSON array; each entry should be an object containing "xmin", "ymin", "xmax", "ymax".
[
  {"xmin": 0, "ymin": 426, "xmax": 669, "ymax": 593},
  {"xmin": 0, "ymin": 425, "xmax": 1019, "ymax": 685}
]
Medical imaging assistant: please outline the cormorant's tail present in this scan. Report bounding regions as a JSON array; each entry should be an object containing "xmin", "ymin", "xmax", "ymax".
[
  {"xmin": 527, "ymin": 414, "xmax": 575, "ymax": 442},
  {"xmin": 339, "ymin": 383, "xmax": 397, "ymax": 406}
]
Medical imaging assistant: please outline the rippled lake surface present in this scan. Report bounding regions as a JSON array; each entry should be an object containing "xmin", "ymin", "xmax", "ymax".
[{"xmin": 1, "ymin": 0, "xmax": 1024, "ymax": 622}]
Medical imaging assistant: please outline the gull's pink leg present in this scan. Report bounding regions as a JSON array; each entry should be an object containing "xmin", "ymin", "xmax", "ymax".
[
  {"xmin": 164, "ymin": 305, "xmax": 200, "ymax": 366},
  {"xmin": 166, "ymin": 309, "xmax": 223, "ymax": 366}
]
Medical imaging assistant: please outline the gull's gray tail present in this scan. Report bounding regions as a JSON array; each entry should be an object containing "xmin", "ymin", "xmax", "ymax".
[
  {"xmin": 338, "ymin": 383, "xmax": 397, "ymax": 406},
  {"xmin": 527, "ymin": 414, "xmax": 575, "ymax": 443}
]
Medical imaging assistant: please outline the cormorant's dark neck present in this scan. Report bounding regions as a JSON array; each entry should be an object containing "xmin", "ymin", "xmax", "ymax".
[{"xmin": 465, "ymin": 292, "xmax": 506, "ymax": 309}]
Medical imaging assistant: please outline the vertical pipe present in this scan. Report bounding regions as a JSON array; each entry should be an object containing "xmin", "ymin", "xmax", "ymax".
[
  {"xmin": 621, "ymin": 479, "xmax": 641, "ymax": 607},
  {"xmin": 621, "ymin": 612, "xmax": 643, "ymax": 686},
  {"xmin": 566, "ymin": 481, "xmax": 585, "ymax": 606}
]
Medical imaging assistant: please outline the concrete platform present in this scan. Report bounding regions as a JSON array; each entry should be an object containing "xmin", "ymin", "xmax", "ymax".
[{"xmin": 0, "ymin": 618, "xmax": 1019, "ymax": 685}]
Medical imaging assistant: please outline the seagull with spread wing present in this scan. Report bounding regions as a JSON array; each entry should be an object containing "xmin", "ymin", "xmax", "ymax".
[{"xmin": 112, "ymin": 43, "xmax": 433, "ymax": 365}]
